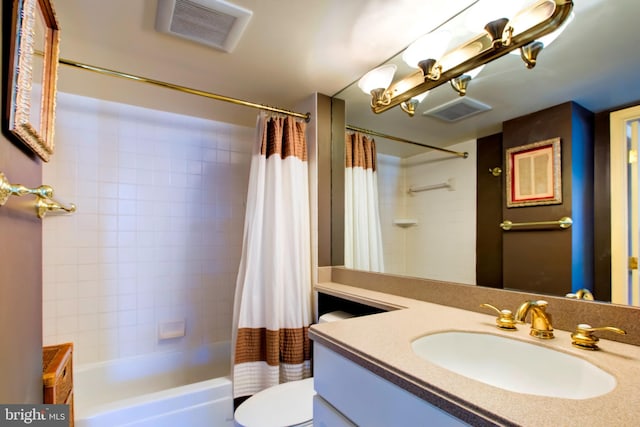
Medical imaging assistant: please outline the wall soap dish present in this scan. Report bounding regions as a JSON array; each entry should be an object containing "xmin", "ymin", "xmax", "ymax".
[{"xmin": 393, "ymin": 219, "xmax": 418, "ymax": 227}]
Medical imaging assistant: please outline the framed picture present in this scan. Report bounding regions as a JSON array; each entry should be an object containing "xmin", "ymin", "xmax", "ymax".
[
  {"xmin": 506, "ymin": 137, "xmax": 562, "ymax": 207},
  {"xmin": 4, "ymin": 0, "xmax": 60, "ymax": 162}
]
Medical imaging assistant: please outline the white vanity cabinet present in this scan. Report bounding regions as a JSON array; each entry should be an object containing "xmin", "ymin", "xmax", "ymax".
[{"xmin": 313, "ymin": 343, "xmax": 469, "ymax": 427}]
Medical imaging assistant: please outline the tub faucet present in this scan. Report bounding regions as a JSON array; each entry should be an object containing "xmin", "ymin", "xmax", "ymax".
[{"xmin": 515, "ymin": 300, "xmax": 554, "ymax": 339}]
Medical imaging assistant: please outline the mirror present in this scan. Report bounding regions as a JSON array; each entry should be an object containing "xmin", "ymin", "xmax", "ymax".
[
  {"xmin": 331, "ymin": 0, "xmax": 640, "ymax": 304},
  {"xmin": 3, "ymin": 0, "xmax": 60, "ymax": 162}
]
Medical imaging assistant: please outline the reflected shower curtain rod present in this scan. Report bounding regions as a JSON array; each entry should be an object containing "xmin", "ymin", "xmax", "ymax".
[
  {"xmin": 346, "ymin": 125, "xmax": 469, "ymax": 158},
  {"xmin": 57, "ymin": 57, "xmax": 311, "ymax": 122}
]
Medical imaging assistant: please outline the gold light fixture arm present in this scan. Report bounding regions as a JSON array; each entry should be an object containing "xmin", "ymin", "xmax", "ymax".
[
  {"xmin": 450, "ymin": 75, "xmax": 471, "ymax": 96},
  {"xmin": 400, "ymin": 99, "xmax": 418, "ymax": 116},
  {"xmin": 0, "ymin": 172, "xmax": 76, "ymax": 219},
  {"xmin": 369, "ymin": 88, "xmax": 392, "ymax": 108},
  {"xmin": 520, "ymin": 41, "xmax": 545, "ymax": 68}
]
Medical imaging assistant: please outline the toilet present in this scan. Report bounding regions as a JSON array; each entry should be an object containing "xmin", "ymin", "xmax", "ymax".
[{"xmin": 234, "ymin": 310, "xmax": 354, "ymax": 427}]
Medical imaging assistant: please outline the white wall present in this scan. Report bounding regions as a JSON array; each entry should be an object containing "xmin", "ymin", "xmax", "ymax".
[
  {"xmin": 42, "ymin": 92, "xmax": 254, "ymax": 364},
  {"xmin": 377, "ymin": 140, "xmax": 477, "ymax": 284}
]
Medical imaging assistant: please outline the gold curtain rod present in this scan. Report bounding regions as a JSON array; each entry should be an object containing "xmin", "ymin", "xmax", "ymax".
[
  {"xmin": 57, "ymin": 57, "xmax": 311, "ymax": 122},
  {"xmin": 345, "ymin": 125, "xmax": 469, "ymax": 158}
]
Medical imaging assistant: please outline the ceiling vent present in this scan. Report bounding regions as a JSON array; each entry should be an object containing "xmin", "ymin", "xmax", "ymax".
[
  {"xmin": 422, "ymin": 97, "xmax": 492, "ymax": 122},
  {"xmin": 156, "ymin": 0, "xmax": 252, "ymax": 53}
]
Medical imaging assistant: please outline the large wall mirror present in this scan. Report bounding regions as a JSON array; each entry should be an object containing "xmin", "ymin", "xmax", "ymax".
[{"xmin": 330, "ymin": 0, "xmax": 640, "ymax": 306}]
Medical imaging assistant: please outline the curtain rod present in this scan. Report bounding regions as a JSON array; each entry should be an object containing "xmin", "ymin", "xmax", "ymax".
[
  {"xmin": 346, "ymin": 125, "xmax": 469, "ymax": 159},
  {"xmin": 57, "ymin": 57, "xmax": 311, "ymax": 122}
]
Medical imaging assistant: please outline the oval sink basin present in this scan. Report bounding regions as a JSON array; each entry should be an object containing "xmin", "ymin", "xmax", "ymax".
[{"xmin": 411, "ymin": 331, "xmax": 616, "ymax": 399}]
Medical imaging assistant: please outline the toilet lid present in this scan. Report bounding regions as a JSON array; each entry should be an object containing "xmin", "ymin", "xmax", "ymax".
[{"xmin": 235, "ymin": 377, "xmax": 315, "ymax": 427}]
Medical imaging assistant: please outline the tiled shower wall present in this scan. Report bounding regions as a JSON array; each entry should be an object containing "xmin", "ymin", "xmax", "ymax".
[
  {"xmin": 376, "ymin": 140, "xmax": 477, "ymax": 283},
  {"xmin": 377, "ymin": 153, "xmax": 406, "ymax": 273},
  {"xmin": 42, "ymin": 92, "xmax": 254, "ymax": 364}
]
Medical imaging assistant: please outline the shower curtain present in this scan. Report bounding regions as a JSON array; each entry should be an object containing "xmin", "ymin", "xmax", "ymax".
[
  {"xmin": 232, "ymin": 112, "xmax": 312, "ymax": 399},
  {"xmin": 345, "ymin": 132, "xmax": 385, "ymax": 272}
]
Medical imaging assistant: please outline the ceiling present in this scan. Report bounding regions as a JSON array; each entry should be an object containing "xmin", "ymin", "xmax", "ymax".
[
  {"xmin": 52, "ymin": 0, "xmax": 640, "ymax": 156},
  {"xmin": 52, "ymin": 0, "xmax": 476, "ymax": 128}
]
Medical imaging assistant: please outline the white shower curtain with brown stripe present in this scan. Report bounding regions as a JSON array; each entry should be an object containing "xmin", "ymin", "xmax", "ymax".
[
  {"xmin": 232, "ymin": 112, "xmax": 312, "ymax": 399},
  {"xmin": 345, "ymin": 132, "xmax": 385, "ymax": 272}
]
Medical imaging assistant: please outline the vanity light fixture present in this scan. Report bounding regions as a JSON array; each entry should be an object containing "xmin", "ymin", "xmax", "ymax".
[
  {"xmin": 450, "ymin": 64, "xmax": 485, "ymax": 96},
  {"xmin": 400, "ymin": 92, "xmax": 429, "ymax": 117},
  {"xmin": 509, "ymin": 10, "xmax": 575, "ymax": 68},
  {"xmin": 359, "ymin": 0, "xmax": 574, "ymax": 114},
  {"xmin": 357, "ymin": 64, "xmax": 397, "ymax": 108}
]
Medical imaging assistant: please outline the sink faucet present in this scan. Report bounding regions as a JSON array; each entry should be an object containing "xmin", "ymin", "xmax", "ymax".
[
  {"xmin": 515, "ymin": 300, "xmax": 554, "ymax": 339},
  {"xmin": 566, "ymin": 288, "xmax": 594, "ymax": 300}
]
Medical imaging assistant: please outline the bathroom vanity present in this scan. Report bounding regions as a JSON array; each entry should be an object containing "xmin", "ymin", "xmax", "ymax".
[{"xmin": 310, "ymin": 279, "xmax": 640, "ymax": 426}]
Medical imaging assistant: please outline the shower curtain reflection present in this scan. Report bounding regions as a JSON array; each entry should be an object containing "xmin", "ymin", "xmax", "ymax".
[
  {"xmin": 345, "ymin": 132, "xmax": 385, "ymax": 272},
  {"xmin": 232, "ymin": 112, "xmax": 312, "ymax": 399}
]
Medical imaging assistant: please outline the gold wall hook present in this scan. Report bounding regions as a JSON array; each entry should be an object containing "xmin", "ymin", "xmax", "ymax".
[
  {"xmin": 35, "ymin": 198, "xmax": 77, "ymax": 219},
  {"xmin": 489, "ymin": 167, "xmax": 502, "ymax": 176},
  {"xmin": 0, "ymin": 171, "xmax": 76, "ymax": 219}
]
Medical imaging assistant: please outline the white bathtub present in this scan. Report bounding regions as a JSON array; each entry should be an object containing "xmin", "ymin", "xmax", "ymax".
[{"xmin": 74, "ymin": 342, "xmax": 234, "ymax": 427}]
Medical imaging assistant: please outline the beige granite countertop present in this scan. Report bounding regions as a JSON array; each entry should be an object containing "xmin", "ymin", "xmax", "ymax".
[{"xmin": 310, "ymin": 282, "xmax": 640, "ymax": 427}]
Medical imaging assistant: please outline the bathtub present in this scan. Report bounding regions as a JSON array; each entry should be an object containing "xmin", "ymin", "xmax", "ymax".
[{"xmin": 74, "ymin": 342, "xmax": 233, "ymax": 427}]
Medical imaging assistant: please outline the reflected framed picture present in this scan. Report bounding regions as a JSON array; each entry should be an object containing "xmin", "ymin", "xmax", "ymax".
[
  {"xmin": 506, "ymin": 137, "xmax": 562, "ymax": 208},
  {"xmin": 4, "ymin": 0, "xmax": 60, "ymax": 162}
]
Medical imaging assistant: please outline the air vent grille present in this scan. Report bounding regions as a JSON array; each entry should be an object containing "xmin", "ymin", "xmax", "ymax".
[
  {"xmin": 156, "ymin": 0, "xmax": 252, "ymax": 52},
  {"xmin": 423, "ymin": 97, "xmax": 492, "ymax": 122}
]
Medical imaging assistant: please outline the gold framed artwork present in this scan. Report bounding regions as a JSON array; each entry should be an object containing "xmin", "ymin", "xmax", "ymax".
[
  {"xmin": 506, "ymin": 137, "xmax": 562, "ymax": 208},
  {"xmin": 4, "ymin": 0, "xmax": 60, "ymax": 162}
]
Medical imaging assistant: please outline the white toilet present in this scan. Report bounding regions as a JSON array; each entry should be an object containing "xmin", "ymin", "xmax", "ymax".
[{"xmin": 234, "ymin": 311, "xmax": 354, "ymax": 427}]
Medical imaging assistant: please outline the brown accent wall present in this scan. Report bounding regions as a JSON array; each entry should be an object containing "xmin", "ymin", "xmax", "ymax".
[
  {"xmin": 317, "ymin": 94, "xmax": 333, "ymax": 267},
  {"xmin": 476, "ymin": 133, "xmax": 503, "ymax": 288},
  {"xmin": 1, "ymin": 2, "xmax": 43, "ymax": 403},
  {"xmin": 330, "ymin": 98, "xmax": 345, "ymax": 266},
  {"xmin": 502, "ymin": 102, "xmax": 594, "ymax": 296},
  {"xmin": 0, "ymin": 142, "xmax": 43, "ymax": 403},
  {"xmin": 593, "ymin": 111, "xmax": 611, "ymax": 301}
]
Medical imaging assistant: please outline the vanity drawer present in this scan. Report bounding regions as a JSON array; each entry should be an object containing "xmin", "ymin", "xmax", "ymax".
[{"xmin": 43, "ymin": 343, "xmax": 74, "ymax": 426}]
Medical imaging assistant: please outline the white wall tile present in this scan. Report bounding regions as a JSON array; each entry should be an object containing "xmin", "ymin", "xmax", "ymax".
[
  {"xmin": 377, "ymin": 141, "xmax": 477, "ymax": 283},
  {"xmin": 42, "ymin": 92, "xmax": 253, "ymax": 362}
]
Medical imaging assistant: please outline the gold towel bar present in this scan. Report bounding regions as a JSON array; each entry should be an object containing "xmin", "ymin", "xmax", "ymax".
[
  {"xmin": 500, "ymin": 216, "xmax": 572, "ymax": 231},
  {"xmin": 0, "ymin": 172, "xmax": 76, "ymax": 219}
]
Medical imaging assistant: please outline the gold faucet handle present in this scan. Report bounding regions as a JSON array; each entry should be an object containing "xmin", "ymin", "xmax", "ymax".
[
  {"xmin": 480, "ymin": 303, "xmax": 517, "ymax": 330},
  {"xmin": 571, "ymin": 324, "xmax": 627, "ymax": 350}
]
